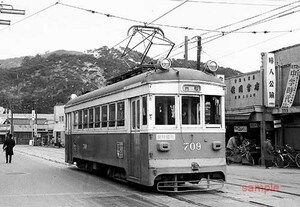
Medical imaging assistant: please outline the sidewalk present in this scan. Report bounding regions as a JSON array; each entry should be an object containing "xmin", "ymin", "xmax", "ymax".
[{"xmin": 14, "ymin": 145, "xmax": 66, "ymax": 165}]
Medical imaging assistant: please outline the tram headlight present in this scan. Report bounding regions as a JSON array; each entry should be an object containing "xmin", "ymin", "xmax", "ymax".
[{"xmin": 157, "ymin": 58, "xmax": 171, "ymax": 70}]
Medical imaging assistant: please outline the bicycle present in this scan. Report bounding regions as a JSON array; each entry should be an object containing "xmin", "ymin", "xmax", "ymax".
[
  {"xmin": 258, "ymin": 148, "xmax": 285, "ymax": 168},
  {"xmin": 281, "ymin": 144, "xmax": 300, "ymax": 168},
  {"xmin": 226, "ymin": 140, "xmax": 255, "ymax": 166}
]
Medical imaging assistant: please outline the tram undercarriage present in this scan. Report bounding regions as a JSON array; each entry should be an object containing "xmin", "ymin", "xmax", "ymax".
[{"xmin": 155, "ymin": 172, "xmax": 225, "ymax": 192}]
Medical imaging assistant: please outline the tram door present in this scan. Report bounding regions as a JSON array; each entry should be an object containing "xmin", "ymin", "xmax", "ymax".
[{"xmin": 129, "ymin": 97, "xmax": 141, "ymax": 180}]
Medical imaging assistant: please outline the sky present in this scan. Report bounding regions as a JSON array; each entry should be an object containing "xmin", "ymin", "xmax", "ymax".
[{"xmin": 1, "ymin": 0, "xmax": 300, "ymax": 73}]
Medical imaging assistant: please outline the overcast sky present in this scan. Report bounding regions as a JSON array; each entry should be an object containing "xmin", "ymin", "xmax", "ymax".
[{"xmin": 1, "ymin": 0, "xmax": 300, "ymax": 73}]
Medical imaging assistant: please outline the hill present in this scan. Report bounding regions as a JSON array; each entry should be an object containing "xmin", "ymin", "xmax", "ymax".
[{"xmin": 0, "ymin": 47, "xmax": 241, "ymax": 113}]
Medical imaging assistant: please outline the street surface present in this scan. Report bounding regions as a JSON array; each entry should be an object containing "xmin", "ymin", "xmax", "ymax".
[{"xmin": 0, "ymin": 145, "xmax": 299, "ymax": 207}]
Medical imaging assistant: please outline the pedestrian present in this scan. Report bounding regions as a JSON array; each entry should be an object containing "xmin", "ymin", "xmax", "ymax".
[
  {"xmin": 3, "ymin": 133, "xmax": 16, "ymax": 164},
  {"xmin": 263, "ymin": 138, "xmax": 273, "ymax": 169}
]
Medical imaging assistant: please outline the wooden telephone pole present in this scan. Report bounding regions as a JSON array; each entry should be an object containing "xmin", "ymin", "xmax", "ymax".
[{"xmin": 196, "ymin": 36, "xmax": 202, "ymax": 70}]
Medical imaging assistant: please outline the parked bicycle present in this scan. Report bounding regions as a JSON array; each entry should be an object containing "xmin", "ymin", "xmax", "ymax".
[
  {"xmin": 281, "ymin": 144, "xmax": 300, "ymax": 168},
  {"xmin": 258, "ymin": 148, "xmax": 285, "ymax": 168},
  {"xmin": 226, "ymin": 140, "xmax": 255, "ymax": 165}
]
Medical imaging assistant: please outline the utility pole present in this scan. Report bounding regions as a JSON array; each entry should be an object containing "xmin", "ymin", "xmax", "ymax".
[
  {"xmin": 196, "ymin": 36, "xmax": 202, "ymax": 70},
  {"xmin": 184, "ymin": 36, "xmax": 188, "ymax": 67}
]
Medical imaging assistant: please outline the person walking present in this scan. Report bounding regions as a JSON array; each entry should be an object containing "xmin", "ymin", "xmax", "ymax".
[
  {"xmin": 3, "ymin": 133, "xmax": 16, "ymax": 164},
  {"xmin": 262, "ymin": 138, "xmax": 273, "ymax": 169}
]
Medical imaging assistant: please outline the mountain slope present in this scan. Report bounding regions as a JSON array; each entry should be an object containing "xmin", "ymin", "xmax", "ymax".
[{"xmin": 0, "ymin": 47, "xmax": 241, "ymax": 113}]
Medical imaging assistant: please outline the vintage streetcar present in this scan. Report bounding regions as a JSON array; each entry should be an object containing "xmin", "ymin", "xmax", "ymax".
[{"xmin": 64, "ymin": 58, "xmax": 226, "ymax": 192}]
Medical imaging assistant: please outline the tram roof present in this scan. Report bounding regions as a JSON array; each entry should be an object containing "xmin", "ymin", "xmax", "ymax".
[{"xmin": 65, "ymin": 67, "xmax": 224, "ymax": 108}]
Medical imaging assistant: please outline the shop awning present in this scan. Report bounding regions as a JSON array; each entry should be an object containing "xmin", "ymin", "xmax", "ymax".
[{"xmin": 226, "ymin": 113, "xmax": 251, "ymax": 121}]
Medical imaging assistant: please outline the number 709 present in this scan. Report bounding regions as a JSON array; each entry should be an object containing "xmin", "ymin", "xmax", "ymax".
[{"xmin": 183, "ymin": 142, "xmax": 201, "ymax": 151}]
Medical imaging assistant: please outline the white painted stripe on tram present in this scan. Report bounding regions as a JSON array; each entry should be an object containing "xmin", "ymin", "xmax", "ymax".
[{"xmin": 149, "ymin": 158, "xmax": 226, "ymax": 168}]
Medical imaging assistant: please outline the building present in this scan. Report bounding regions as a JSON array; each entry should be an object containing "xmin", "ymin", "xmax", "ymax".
[
  {"xmin": 225, "ymin": 69, "xmax": 268, "ymax": 162},
  {"xmin": 53, "ymin": 105, "xmax": 65, "ymax": 145},
  {"xmin": 271, "ymin": 44, "xmax": 300, "ymax": 150},
  {"xmin": 0, "ymin": 112, "xmax": 54, "ymax": 145},
  {"xmin": 225, "ymin": 43, "xmax": 300, "ymax": 163}
]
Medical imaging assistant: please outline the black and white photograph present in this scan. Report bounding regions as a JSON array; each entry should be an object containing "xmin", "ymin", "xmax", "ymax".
[{"xmin": 0, "ymin": 0, "xmax": 300, "ymax": 206}]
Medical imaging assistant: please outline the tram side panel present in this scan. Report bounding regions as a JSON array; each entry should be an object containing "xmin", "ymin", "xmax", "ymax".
[{"xmin": 67, "ymin": 133, "xmax": 130, "ymax": 170}]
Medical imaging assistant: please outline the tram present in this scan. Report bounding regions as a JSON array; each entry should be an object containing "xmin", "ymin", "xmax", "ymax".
[{"xmin": 64, "ymin": 57, "xmax": 226, "ymax": 192}]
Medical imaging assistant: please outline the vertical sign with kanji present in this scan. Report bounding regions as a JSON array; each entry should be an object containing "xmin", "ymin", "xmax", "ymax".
[
  {"xmin": 281, "ymin": 63, "xmax": 300, "ymax": 108},
  {"xmin": 262, "ymin": 52, "xmax": 276, "ymax": 107}
]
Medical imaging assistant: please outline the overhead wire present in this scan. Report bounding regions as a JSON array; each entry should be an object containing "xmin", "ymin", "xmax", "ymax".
[
  {"xmin": 168, "ymin": 0, "xmax": 300, "ymax": 59},
  {"xmin": 112, "ymin": 0, "xmax": 190, "ymax": 50},
  {"xmin": 0, "ymin": 2, "xmax": 58, "ymax": 32},
  {"xmin": 155, "ymin": 0, "xmax": 300, "ymax": 59},
  {"xmin": 169, "ymin": 0, "xmax": 284, "ymax": 7}
]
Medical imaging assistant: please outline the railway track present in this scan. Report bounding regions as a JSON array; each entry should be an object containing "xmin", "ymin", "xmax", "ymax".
[{"xmin": 162, "ymin": 178, "xmax": 300, "ymax": 207}]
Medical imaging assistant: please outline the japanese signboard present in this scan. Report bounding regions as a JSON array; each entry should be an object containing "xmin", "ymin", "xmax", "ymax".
[
  {"xmin": 281, "ymin": 63, "xmax": 300, "ymax": 108},
  {"xmin": 234, "ymin": 126, "xmax": 247, "ymax": 133},
  {"xmin": 262, "ymin": 52, "xmax": 276, "ymax": 107}
]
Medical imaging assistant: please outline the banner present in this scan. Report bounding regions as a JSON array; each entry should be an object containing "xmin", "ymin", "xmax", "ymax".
[
  {"xmin": 261, "ymin": 52, "xmax": 276, "ymax": 107},
  {"xmin": 281, "ymin": 63, "xmax": 300, "ymax": 108}
]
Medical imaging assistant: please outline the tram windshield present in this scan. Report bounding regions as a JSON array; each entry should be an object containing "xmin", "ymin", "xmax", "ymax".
[
  {"xmin": 205, "ymin": 95, "xmax": 221, "ymax": 125},
  {"xmin": 154, "ymin": 95, "xmax": 222, "ymax": 127},
  {"xmin": 182, "ymin": 96, "xmax": 200, "ymax": 125},
  {"xmin": 155, "ymin": 96, "xmax": 175, "ymax": 125}
]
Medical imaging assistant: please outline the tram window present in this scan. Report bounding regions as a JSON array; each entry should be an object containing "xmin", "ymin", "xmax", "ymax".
[
  {"xmin": 83, "ymin": 109, "xmax": 88, "ymax": 129},
  {"xmin": 117, "ymin": 102, "xmax": 125, "ymax": 127},
  {"xmin": 132, "ymin": 101, "xmax": 136, "ymax": 129},
  {"xmin": 182, "ymin": 96, "xmax": 200, "ymax": 125},
  {"xmin": 155, "ymin": 96, "xmax": 175, "ymax": 125},
  {"xmin": 205, "ymin": 95, "xmax": 221, "ymax": 125},
  {"xmin": 88, "ymin": 108, "xmax": 94, "ymax": 128},
  {"xmin": 142, "ymin": 96, "xmax": 147, "ymax": 125},
  {"xmin": 101, "ymin": 105, "xmax": 108, "ymax": 128},
  {"xmin": 95, "ymin": 106, "xmax": 100, "ymax": 128},
  {"xmin": 137, "ymin": 100, "xmax": 140, "ymax": 129},
  {"xmin": 109, "ymin": 103, "xmax": 116, "ymax": 127},
  {"xmin": 73, "ymin": 111, "xmax": 78, "ymax": 129},
  {"xmin": 78, "ymin": 110, "xmax": 83, "ymax": 129}
]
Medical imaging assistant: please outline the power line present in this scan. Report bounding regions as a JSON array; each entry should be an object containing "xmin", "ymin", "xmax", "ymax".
[
  {"xmin": 169, "ymin": 0, "xmax": 283, "ymax": 6},
  {"xmin": 168, "ymin": 0, "xmax": 300, "ymax": 58},
  {"xmin": 57, "ymin": 2, "xmax": 146, "ymax": 25},
  {"xmin": 0, "ymin": 2, "xmax": 58, "ymax": 32},
  {"xmin": 148, "ymin": 0, "xmax": 190, "ymax": 25}
]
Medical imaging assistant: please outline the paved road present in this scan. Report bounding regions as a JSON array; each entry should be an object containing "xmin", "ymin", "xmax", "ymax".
[{"xmin": 3, "ymin": 145, "xmax": 300, "ymax": 207}]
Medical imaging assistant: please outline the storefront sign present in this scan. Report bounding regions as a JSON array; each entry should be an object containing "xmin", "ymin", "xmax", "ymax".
[
  {"xmin": 273, "ymin": 120, "xmax": 282, "ymax": 128},
  {"xmin": 234, "ymin": 126, "xmax": 247, "ymax": 133},
  {"xmin": 281, "ymin": 63, "xmax": 300, "ymax": 108},
  {"xmin": 261, "ymin": 52, "xmax": 276, "ymax": 107}
]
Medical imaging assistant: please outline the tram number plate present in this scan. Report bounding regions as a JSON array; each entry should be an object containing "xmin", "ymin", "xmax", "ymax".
[{"xmin": 183, "ymin": 142, "xmax": 201, "ymax": 151}]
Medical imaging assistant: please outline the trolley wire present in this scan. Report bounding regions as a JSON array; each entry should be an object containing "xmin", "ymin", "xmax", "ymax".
[
  {"xmin": 167, "ymin": 0, "xmax": 300, "ymax": 59},
  {"xmin": 0, "ymin": 2, "xmax": 58, "ymax": 32}
]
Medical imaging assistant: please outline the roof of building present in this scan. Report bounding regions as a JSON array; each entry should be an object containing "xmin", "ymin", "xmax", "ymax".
[{"xmin": 269, "ymin": 43, "xmax": 300, "ymax": 53}]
